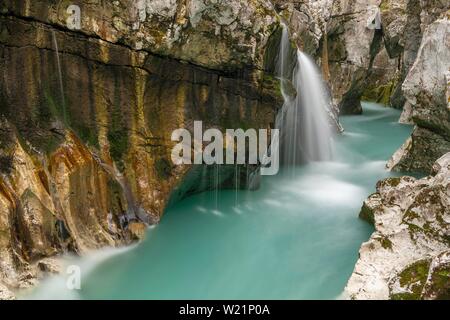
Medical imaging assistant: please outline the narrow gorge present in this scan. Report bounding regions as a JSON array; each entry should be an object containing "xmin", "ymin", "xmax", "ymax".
[{"xmin": 0, "ymin": 0, "xmax": 449, "ymax": 300}]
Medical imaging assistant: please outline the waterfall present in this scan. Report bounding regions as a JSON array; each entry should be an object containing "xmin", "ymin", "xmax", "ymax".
[
  {"xmin": 296, "ymin": 52, "xmax": 334, "ymax": 161},
  {"xmin": 52, "ymin": 31, "xmax": 67, "ymax": 125},
  {"xmin": 276, "ymin": 24, "xmax": 334, "ymax": 167}
]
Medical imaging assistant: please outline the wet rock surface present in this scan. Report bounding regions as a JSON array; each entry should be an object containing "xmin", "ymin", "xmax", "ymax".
[{"xmin": 0, "ymin": 0, "xmax": 282, "ymax": 298}]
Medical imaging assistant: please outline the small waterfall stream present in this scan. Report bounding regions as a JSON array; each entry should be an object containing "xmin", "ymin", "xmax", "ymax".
[
  {"xmin": 276, "ymin": 24, "xmax": 334, "ymax": 168},
  {"xmin": 52, "ymin": 31, "xmax": 67, "ymax": 125}
]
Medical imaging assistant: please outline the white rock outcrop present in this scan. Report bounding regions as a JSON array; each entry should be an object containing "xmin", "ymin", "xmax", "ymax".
[
  {"xmin": 346, "ymin": 153, "xmax": 450, "ymax": 300},
  {"xmin": 388, "ymin": 17, "xmax": 450, "ymax": 172}
]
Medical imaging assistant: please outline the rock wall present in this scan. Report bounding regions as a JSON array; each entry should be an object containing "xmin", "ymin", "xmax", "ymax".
[
  {"xmin": 297, "ymin": 0, "xmax": 447, "ymax": 117},
  {"xmin": 273, "ymin": 0, "xmax": 401, "ymax": 114},
  {"xmin": 346, "ymin": 153, "xmax": 450, "ymax": 300},
  {"xmin": 0, "ymin": 0, "xmax": 282, "ymax": 297},
  {"xmin": 388, "ymin": 16, "xmax": 450, "ymax": 173},
  {"xmin": 268, "ymin": 0, "xmax": 448, "ymax": 130},
  {"xmin": 2, "ymin": 0, "xmax": 278, "ymax": 71},
  {"xmin": 273, "ymin": 0, "xmax": 331, "ymax": 57},
  {"xmin": 325, "ymin": 0, "xmax": 387, "ymax": 114},
  {"xmin": 308, "ymin": 0, "xmax": 449, "ymax": 173}
]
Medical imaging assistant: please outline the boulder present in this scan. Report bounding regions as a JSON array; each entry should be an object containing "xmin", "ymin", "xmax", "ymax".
[{"xmin": 387, "ymin": 127, "xmax": 450, "ymax": 173}]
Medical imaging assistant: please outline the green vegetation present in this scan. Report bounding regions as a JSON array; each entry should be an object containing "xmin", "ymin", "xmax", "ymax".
[
  {"xmin": 74, "ymin": 123, "xmax": 98, "ymax": 148},
  {"xmin": 380, "ymin": 0, "xmax": 390, "ymax": 12},
  {"xmin": 108, "ymin": 87, "xmax": 129, "ymax": 166},
  {"xmin": 385, "ymin": 177, "xmax": 401, "ymax": 187},
  {"xmin": 380, "ymin": 236, "xmax": 393, "ymax": 250},
  {"xmin": 108, "ymin": 129, "xmax": 128, "ymax": 163},
  {"xmin": 361, "ymin": 80, "xmax": 397, "ymax": 106},
  {"xmin": 43, "ymin": 86, "xmax": 69, "ymax": 126},
  {"xmin": 391, "ymin": 259, "xmax": 431, "ymax": 300},
  {"xmin": 430, "ymin": 267, "xmax": 450, "ymax": 299}
]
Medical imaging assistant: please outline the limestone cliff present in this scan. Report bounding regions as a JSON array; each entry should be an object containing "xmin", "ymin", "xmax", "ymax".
[
  {"xmin": 272, "ymin": 0, "xmax": 399, "ymax": 114},
  {"xmin": 0, "ymin": 0, "xmax": 282, "ymax": 297},
  {"xmin": 0, "ymin": 0, "xmax": 448, "ymax": 301},
  {"xmin": 346, "ymin": 153, "xmax": 450, "ymax": 300},
  {"xmin": 269, "ymin": 1, "xmax": 448, "ymax": 121},
  {"xmin": 388, "ymin": 16, "xmax": 450, "ymax": 173},
  {"xmin": 301, "ymin": 0, "xmax": 449, "ymax": 171},
  {"xmin": 343, "ymin": 2, "xmax": 450, "ymax": 301}
]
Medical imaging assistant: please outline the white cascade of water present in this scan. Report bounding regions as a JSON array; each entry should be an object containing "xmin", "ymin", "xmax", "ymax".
[
  {"xmin": 275, "ymin": 24, "xmax": 334, "ymax": 167},
  {"xmin": 295, "ymin": 51, "xmax": 334, "ymax": 161}
]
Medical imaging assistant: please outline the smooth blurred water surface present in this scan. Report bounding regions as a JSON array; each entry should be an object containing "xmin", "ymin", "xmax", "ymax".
[{"xmin": 27, "ymin": 102, "xmax": 412, "ymax": 300}]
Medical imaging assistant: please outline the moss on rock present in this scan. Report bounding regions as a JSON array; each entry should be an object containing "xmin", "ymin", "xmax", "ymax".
[
  {"xmin": 391, "ymin": 259, "xmax": 431, "ymax": 300},
  {"xmin": 361, "ymin": 80, "xmax": 397, "ymax": 106}
]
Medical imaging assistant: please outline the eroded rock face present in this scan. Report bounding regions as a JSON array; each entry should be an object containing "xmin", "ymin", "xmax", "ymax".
[
  {"xmin": 322, "ymin": 0, "xmax": 398, "ymax": 114},
  {"xmin": 0, "ymin": 0, "xmax": 282, "ymax": 298},
  {"xmin": 271, "ymin": 0, "xmax": 448, "ymax": 118},
  {"xmin": 316, "ymin": 0, "xmax": 448, "ymax": 116},
  {"xmin": 346, "ymin": 153, "xmax": 450, "ymax": 300},
  {"xmin": 273, "ymin": 0, "xmax": 332, "ymax": 57},
  {"xmin": 381, "ymin": 0, "xmax": 420, "ymax": 109},
  {"xmin": 1, "ymin": 0, "xmax": 278, "ymax": 71},
  {"xmin": 360, "ymin": 46, "xmax": 399, "ymax": 105},
  {"xmin": 381, "ymin": 0, "xmax": 449, "ymax": 110},
  {"xmin": 0, "ymin": 120, "xmax": 140, "ymax": 295},
  {"xmin": 388, "ymin": 17, "xmax": 450, "ymax": 173},
  {"xmin": 272, "ymin": 0, "xmax": 381, "ymax": 113}
]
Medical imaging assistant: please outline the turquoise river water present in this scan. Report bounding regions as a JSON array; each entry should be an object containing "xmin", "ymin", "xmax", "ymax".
[{"xmin": 27, "ymin": 102, "xmax": 412, "ymax": 300}]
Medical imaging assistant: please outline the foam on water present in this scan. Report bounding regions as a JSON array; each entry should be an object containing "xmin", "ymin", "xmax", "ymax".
[
  {"xmin": 286, "ymin": 174, "xmax": 366, "ymax": 207},
  {"xmin": 24, "ymin": 246, "xmax": 136, "ymax": 300}
]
